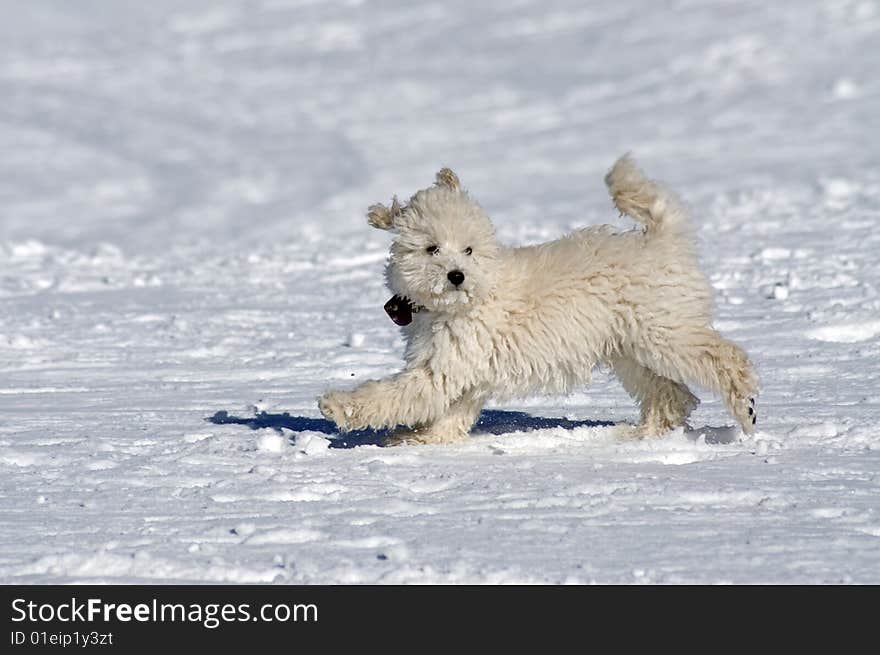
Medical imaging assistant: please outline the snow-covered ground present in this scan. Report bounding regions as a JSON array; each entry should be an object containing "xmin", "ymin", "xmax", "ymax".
[{"xmin": 1, "ymin": 0, "xmax": 878, "ymax": 584}]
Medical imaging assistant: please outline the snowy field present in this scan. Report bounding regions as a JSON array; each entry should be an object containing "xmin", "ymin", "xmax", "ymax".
[{"xmin": 1, "ymin": 0, "xmax": 879, "ymax": 584}]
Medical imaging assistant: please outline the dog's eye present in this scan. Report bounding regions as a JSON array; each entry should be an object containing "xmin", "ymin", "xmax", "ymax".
[
  {"xmin": 464, "ymin": 247, "xmax": 472, "ymax": 256},
  {"xmin": 426, "ymin": 245, "xmax": 439, "ymax": 255}
]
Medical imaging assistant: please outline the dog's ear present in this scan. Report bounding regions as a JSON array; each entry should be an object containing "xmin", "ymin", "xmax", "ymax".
[
  {"xmin": 367, "ymin": 196, "xmax": 402, "ymax": 231},
  {"xmin": 435, "ymin": 168, "xmax": 461, "ymax": 192}
]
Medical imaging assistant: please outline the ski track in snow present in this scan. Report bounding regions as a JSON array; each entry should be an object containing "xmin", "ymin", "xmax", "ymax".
[{"xmin": 1, "ymin": 0, "xmax": 879, "ymax": 584}]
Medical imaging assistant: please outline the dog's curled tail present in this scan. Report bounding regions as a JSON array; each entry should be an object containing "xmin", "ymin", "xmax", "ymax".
[{"xmin": 605, "ymin": 154, "xmax": 691, "ymax": 237}]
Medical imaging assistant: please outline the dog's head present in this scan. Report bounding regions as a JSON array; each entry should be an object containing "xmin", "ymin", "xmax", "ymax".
[{"xmin": 368, "ymin": 168, "xmax": 500, "ymax": 316}]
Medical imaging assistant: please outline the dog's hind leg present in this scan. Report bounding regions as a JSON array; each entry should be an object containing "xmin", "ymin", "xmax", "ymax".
[
  {"xmin": 632, "ymin": 328, "xmax": 759, "ymax": 435},
  {"xmin": 613, "ymin": 357, "xmax": 699, "ymax": 437},
  {"xmin": 384, "ymin": 393, "xmax": 485, "ymax": 446}
]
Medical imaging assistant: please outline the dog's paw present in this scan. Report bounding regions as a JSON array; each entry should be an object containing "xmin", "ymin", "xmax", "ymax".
[
  {"xmin": 382, "ymin": 426, "xmax": 469, "ymax": 447},
  {"xmin": 318, "ymin": 391, "xmax": 357, "ymax": 432},
  {"xmin": 383, "ymin": 429, "xmax": 444, "ymax": 447},
  {"xmin": 382, "ymin": 431, "xmax": 416, "ymax": 447}
]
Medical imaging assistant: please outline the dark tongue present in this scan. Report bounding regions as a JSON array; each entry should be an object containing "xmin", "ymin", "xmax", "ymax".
[{"xmin": 384, "ymin": 295, "xmax": 413, "ymax": 326}]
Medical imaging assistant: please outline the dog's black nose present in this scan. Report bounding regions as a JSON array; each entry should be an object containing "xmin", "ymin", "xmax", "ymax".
[{"xmin": 447, "ymin": 270, "xmax": 465, "ymax": 286}]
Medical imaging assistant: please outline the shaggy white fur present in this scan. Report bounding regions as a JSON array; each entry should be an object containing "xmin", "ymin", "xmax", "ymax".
[{"xmin": 319, "ymin": 155, "xmax": 759, "ymax": 445}]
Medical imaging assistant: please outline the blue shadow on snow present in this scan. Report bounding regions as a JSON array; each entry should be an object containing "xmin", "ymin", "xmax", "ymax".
[{"xmin": 207, "ymin": 409, "xmax": 611, "ymax": 449}]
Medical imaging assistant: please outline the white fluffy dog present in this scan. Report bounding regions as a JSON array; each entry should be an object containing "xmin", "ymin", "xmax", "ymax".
[{"xmin": 319, "ymin": 155, "xmax": 758, "ymax": 445}]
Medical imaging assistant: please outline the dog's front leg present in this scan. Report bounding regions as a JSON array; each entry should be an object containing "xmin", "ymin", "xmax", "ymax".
[
  {"xmin": 319, "ymin": 368, "xmax": 447, "ymax": 432},
  {"xmin": 383, "ymin": 392, "xmax": 485, "ymax": 446}
]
